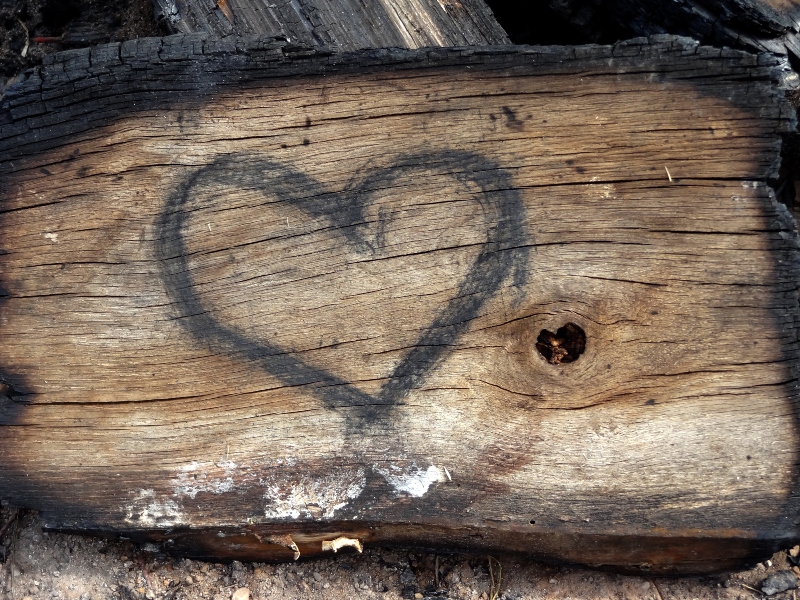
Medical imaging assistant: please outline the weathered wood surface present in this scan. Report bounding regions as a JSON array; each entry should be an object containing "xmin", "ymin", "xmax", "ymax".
[
  {"xmin": 152, "ymin": 0, "xmax": 510, "ymax": 49},
  {"xmin": 0, "ymin": 35, "xmax": 799, "ymax": 574},
  {"xmin": 551, "ymin": 0, "xmax": 800, "ymax": 57}
]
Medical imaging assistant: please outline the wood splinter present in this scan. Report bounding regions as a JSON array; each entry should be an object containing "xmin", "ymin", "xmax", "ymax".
[
  {"xmin": 322, "ymin": 537, "xmax": 363, "ymax": 554},
  {"xmin": 262, "ymin": 534, "xmax": 301, "ymax": 560},
  {"xmin": 216, "ymin": 0, "xmax": 234, "ymax": 24}
]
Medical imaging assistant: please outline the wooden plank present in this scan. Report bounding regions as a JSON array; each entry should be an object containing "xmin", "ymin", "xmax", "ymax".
[
  {"xmin": 0, "ymin": 35, "xmax": 798, "ymax": 574},
  {"xmin": 550, "ymin": 0, "xmax": 800, "ymax": 57},
  {"xmin": 152, "ymin": 0, "xmax": 510, "ymax": 49}
]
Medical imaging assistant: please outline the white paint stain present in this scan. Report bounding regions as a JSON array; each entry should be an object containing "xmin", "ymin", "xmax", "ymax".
[
  {"xmin": 172, "ymin": 461, "xmax": 242, "ymax": 498},
  {"xmin": 376, "ymin": 464, "xmax": 446, "ymax": 497},
  {"xmin": 166, "ymin": 459, "xmax": 445, "ymax": 523},
  {"xmin": 124, "ymin": 489, "xmax": 186, "ymax": 527},
  {"xmin": 171, "ymin": 459, "xmax": 363, "ymax": 521},
  {"xmin": 43, "ymin": 232, "xmax": 58, "ymax": 243},
  {"xmin": 262, "ymin": 469, "xmax": 366, "ymax": 520}
]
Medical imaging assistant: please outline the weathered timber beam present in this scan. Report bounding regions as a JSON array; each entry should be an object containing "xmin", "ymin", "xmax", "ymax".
[
  {"xmin": 152, "ymin": 0, "xmax": 510, "ymax": 49},
  {"xmin": 0, "ymin": 35, "xmax": 799, "ymax": 574}
]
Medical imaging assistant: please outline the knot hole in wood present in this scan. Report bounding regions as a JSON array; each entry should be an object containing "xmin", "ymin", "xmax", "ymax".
[{"xmin": 535, "ymin": 323, "xmax": 586, "ymax": 364}]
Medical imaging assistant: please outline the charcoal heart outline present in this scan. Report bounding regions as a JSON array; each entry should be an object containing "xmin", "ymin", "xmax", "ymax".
[{"xmin": 156, "ymin": 149, "xmax": 529, "ymax": 427}]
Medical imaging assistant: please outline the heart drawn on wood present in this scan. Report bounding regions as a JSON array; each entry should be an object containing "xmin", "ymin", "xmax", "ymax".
[{"xmin": 156, "ymin": 150, "xmax": 529, "ymax": 426}]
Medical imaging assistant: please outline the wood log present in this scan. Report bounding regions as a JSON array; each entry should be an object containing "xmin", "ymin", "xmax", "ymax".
[
  {"xmin": 151, "ymin": 0, "xmax": 510, "ymax": 49},
  {"xmin": 0, "ymin": 35, "xmax": 799, "ymax": 574},
  {"xmin": 549, "ymin": 0, "xmax": 800, "ymax": 58}
]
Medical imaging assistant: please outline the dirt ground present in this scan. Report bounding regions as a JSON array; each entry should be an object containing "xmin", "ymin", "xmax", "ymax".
[
  {"xmin": 1, "ymin": 510, "xmax": 799, "ymax": 600},
  {"xmin": 0, "ymin": 0, "xmax": 159, "ymax": 93},
  {"xmin": 2, "ymin": 1, "xmax": 800, "ymax": 600}
]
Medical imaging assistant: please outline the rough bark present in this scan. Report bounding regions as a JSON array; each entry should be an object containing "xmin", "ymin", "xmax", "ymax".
[
  {"xmin": 151, "ymin": 0, "xmax": 510, "ymax": 49},
  {"xmin": 0, "ymin": 35, "xmax": 799, "ymax": 573}
]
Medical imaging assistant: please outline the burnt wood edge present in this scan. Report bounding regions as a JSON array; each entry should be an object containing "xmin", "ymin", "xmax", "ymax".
[
  {"xmin": 52, "ymin": 520, "xmax": 794, "ymax": 575},
  {"xmin": 0, "ymin": 34, "xmax": 795, "ymax": 164},
  {"xmin": 548, "ymin": 0, "xmax": 800, "ymax": 57},
  {"xmin": 767, "ymin": 189, "xmax": 800, "ymax": 548}
]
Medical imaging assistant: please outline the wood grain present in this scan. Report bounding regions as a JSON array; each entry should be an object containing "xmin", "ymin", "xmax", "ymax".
[
  {"xmin": 151, "ymin": 0, "xmax": 510, "ymax": 49},
  {"xmin": 0, "ymin": 36, "xmax": 798, "ymax": 573}
]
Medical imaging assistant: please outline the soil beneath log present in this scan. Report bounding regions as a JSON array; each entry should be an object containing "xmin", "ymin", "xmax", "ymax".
[
  {"xmin": 0, "ymin": 0, "xmax": 159, "ymax": 92},
  {"xmin": 1, "ymin": 2, "xmax": 799, "ymax": 600},
  {"xmin": 1, "ymin": 509, "xmax": 798, "ymax": 600}
]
